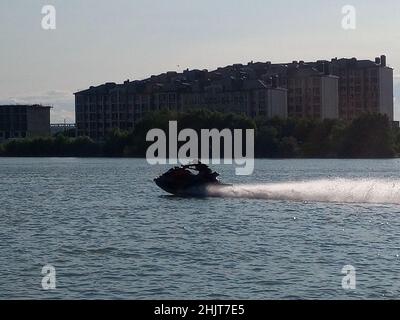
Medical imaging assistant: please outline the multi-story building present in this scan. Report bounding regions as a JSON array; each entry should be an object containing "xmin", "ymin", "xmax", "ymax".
[
  {"xmin": 75, "ymin": 55, "xmax": 394, "ymax": 140},
  {"xmin": 75, "ymin": 83, "xmax": 125, "ymax": 140},
  {"xmin": 286, "ymin": 66, "xmax": 339, "ymax": 119},
  {"xmin": 181, "ymin": 78, "xmax": 287, "ymax": 118},
  {"xmin": 251, "ymin": 55, "xmax": 393, "ymax": 121},
  {"xmin": 0, "ymin": 105, "xmax": 51, "ymax": 142},
  {"xmin": 75, "ymin": 76, "xmax": 287, "ymax": 140},
  {"xmin": 327, "ymin": 55, "xmax": 393, "ymax": 121}
]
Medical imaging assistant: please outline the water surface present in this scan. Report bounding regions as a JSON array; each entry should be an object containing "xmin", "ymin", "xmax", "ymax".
[{"xmin": 1, "ymin": 158, "xmax": 400, "ymax": 299}]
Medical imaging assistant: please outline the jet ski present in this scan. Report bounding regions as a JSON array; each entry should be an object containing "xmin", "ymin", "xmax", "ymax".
[{"xmin": 154, "ymin": 163, "xmax": 231, "ymax": 197}]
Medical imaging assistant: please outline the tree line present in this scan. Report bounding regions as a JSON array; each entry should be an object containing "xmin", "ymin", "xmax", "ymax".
[{"xmin": 0, "ymin": 109, "xmax": 399, "ymax": 158}]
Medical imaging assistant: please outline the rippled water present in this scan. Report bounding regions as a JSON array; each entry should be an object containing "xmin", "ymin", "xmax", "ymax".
[{"xmin": 1, "ymin": 158, "xmax": 400, "ymax": 299}]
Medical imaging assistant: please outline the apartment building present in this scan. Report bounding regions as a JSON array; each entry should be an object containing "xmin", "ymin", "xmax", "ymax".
[
  {"xmin": 75, "ymin": 76, "xmax": 287, "ymax": 140},
  {"xmin": 75, "ymin": 55, "xmax": 394, "ymax": 140},
  {"xmin": 217, "ymin": 61, "xmax": 339, "ymax": 119},
  {"xmin": 250, "ymin": 55, "xmax": 392, "ymax": 121},
  {"xmin": 0, "ymin": 105, "xmax": 51, "ymax": 142},
  {"xmin": 328, "ymin": 55, "xmax": 393, "ymax": 121},
  {"xmin": 181, "ymin": 78, "xmax": 287, "ymax": 118},
  {"xmin": 286, "ymin": 66, "xmax": 339, "ymax": 119}
]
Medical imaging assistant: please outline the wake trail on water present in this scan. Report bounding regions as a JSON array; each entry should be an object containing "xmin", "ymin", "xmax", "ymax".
[{"xmin": 207, "ymin": 178, "xmax": 400, "ymax": 204}]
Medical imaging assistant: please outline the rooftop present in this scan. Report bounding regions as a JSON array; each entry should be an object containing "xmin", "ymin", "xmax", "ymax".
[
  {"xmin": 0, "ymin": 104, "xmax": 52, "ymax": 109},
  {"xmin": 74, "ymin": 55, "xmax": 391, "ymax": 95}
]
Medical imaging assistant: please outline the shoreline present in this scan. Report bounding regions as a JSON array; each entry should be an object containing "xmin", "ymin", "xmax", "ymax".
[{"xmin": 0, "ymin": 156, "xmax": 399, "ymax": 160}]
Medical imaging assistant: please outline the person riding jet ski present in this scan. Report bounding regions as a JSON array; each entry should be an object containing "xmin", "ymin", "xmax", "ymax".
[
  {"xmin": 183, "ymin": 161, "xmax": 217, "ymax": 175},
  {"xmin": 182, "ymin": 161, "xmax": 220, "ymax": 181},
  {"xmin": 154, "ymin": 161, "xmax": 227, "ymax": 196}
]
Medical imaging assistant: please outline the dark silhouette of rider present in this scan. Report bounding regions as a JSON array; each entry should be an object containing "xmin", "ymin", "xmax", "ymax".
[{"xmin": 183, "ymin": 161, "xmax": 214, "ymax": 176}]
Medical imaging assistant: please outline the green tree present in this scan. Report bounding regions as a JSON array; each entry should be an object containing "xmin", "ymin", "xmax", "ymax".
[
  {"xmin": 103, "ymin": 129, "xmax": 130, "ymax": 156},
  {"xmin": 255, "ymin": 126, "xmax": 279, "ymax": 157},
  {"xmin": 338, "ymin": 113, "xmax": 395, "ymax": 158},
  {"xmin": 279, "ymin": 136, "xmax": 300, "ymax": 158}
]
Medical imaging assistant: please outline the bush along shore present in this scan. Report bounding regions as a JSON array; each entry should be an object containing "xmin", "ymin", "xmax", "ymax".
[{"xmin": 0, "ymin": 110, "xmax": 399, "ymax": 158}]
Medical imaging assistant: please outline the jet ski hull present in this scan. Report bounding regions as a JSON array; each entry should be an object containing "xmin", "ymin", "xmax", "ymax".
[
  {"xmin": 154, "ymin": 166, "xmax": 231, "ymax": 197},
  {"xmin": 154, "ymin": 177, "xmax": 230, "ymax": 197}
]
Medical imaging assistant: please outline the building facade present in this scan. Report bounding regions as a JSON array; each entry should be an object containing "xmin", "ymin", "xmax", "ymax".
[
  {"xmin": 75, "ymin": 76, "xmax": 287, "ymax": 140},
  {"xmin": 0, "ymin": 105, "xmax": 51, "ymax": 142},
  {"xmin": 75, "ymin": 55, "xmax": 394, "ymax": 140},
  {"xmin": 181, "ymin": 79, "xmax": 287, "ymax": 118},
  {"xmin": 286, "ymin": 67, "xmax": 339, "ymax": 119},
  {"xmin": 327, "ymin": 55, "xmax": 393, "ymax": 121}
]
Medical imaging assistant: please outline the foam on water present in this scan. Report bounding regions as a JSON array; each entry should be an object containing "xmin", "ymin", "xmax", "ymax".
[{"xmin": 207, "ymin": 178, "xmax": 400, "ymax": 204}]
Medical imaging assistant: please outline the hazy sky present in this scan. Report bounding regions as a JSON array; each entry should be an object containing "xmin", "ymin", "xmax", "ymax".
[{"xmin": 0, "ymin": 0, "xmax": 399, "ymax": 122}]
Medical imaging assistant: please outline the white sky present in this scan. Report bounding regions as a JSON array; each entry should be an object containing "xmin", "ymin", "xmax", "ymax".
[{"xmin": 0, "ymin": 0, "xmax": 399, "ymax": 122}]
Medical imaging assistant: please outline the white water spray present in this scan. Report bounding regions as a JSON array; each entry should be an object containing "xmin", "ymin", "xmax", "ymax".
[{"xmin": 207, "ymin": 179, "xmax": 400, "ymax": 204}]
